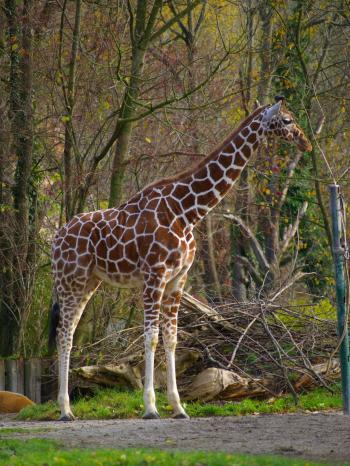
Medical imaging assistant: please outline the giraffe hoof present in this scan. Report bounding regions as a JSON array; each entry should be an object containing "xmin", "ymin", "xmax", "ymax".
[
  {"xmin": 59, "ymin": 414, "xmax": 75, "ymax": 421},
  {"xmin": 173, "ymin": 412, "xmax": 190, "ymax": 420},
  {"xmin": 143, "ymin": 412, "xmax": 161, "ymax": 420}
]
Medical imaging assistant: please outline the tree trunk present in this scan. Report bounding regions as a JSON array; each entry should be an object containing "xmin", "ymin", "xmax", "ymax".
[
  {"xmin": 257, "ymin": 2, "xmax": 273, "ymax": 104},
  {"xmin": 230, "ymin": 1, "xmax": 256, "ymax": 302},
  {"xmin": 0, "ymin": 110, "xmax": 15, "ymax": 356},
  {"xmin": 231, "ymin": 170, "xmax": 250, "ymax": 301},
  {"xmin": 231, "ymin": 1, "xmax": 274, "ymax": 300},
  {"xmin": 178, "ymin": 6, "xmax": 222, "ymax": 303},
  {"xmin": 201, "ymin": 215, "xmax": 223, "ymax": 303},
  {"xmin": 108, "ymin": 45, "xmax": 147, "ymax": 208},
  {"xmin": 108, "ymin": 0, "xmax": 162, "ymax": 208},
  {"xmin": 62, "ymin": 0, "xmax": 82, "ymax": 220},
  {"xmin": 108, "ymin": 120, "xmax": 134, "ymax": 207},
  {"xmin": 0, "ymin": 0, "xmax": 34, "ymax": 356}
]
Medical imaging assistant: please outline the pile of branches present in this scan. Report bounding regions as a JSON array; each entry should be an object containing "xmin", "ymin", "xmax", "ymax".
[
  {"xmin": 74, "ymin": 291, "xmax": 340, "ymax": 401},
  {"xmin": 179, "ymin": 293, "xmax": 339, "ymax": 398}
]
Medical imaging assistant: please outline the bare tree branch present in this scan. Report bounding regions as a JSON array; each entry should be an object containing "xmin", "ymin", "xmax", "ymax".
[
  {"xmin": 224, "ymin": 214, "xmax": 270, "ymax": 273},
  {"xmin": 279, "ymin": 201, "xmax": 308, "ymax": 258}
]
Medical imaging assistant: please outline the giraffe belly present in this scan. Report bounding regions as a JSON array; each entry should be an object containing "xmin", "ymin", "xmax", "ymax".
[{"xmin": 93, "ymin": 267, "xmax": 143, "ymax": 288}]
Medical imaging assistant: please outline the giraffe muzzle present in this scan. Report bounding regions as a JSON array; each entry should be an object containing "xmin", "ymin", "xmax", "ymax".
[
  {"xmin": 298, "ymin": 138, "xmax": 312, "ymax": 152},
  {"xmin": 295, "ymin": 132, "xmax": 312, "ymax": 152}
]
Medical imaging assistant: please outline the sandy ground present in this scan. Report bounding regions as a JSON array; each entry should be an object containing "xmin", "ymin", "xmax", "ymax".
[{"xmin": 1, "ymin": 412, "xmax": 350, "ymax": 464}]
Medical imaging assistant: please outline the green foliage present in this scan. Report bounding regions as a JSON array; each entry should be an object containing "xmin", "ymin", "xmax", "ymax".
[
  {"xmin": 21, "ymin": 265, "xmax": 53, "ymax": 357},
  {"xmin": 313, "ymin": 298, "xmax": 336, "ymax": 320},
  {"xmin": 246, "ymin": 353, "xmax": 258, "ymax": 364},
  {"xmin": 0, "ymin": 439, "xmax": 334, "ymax": 466},
  {"xmin": 18, "ymin": 385, "xmax": 342, "ymax": 421},
  {"xmin": 268, "ymin": 1, "xmax": 334, "ymax": 298},
  {"xmin": 275, "ymin": 298, "xmax": 336, "ymax": 330}
]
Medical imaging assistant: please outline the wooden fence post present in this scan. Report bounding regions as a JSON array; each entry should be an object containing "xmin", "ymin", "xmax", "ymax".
[
  {"xmin": 5, "ymin": 358, "xmax": 25, "ymax": 394},
  {"xmin": 24, "ymin": 359, "xmax": 41, "ymax": 403},
  {"xmin": 0, "ymin": 360, "xmax": 5, "ymax": 390},
  {"xmin": 0, "ymin": 357, "xmax": 59, "ymax": 403}
]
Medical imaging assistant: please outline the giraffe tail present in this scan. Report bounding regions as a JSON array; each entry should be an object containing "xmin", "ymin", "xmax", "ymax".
[{"xmin": 48, "ymin": 302, "xmax": 60, "ymax": 353}]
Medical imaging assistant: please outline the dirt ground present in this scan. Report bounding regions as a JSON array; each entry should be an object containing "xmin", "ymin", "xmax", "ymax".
[{"xmin": 1, "ymin": 412, "xmax": 350, "ymax": 464}]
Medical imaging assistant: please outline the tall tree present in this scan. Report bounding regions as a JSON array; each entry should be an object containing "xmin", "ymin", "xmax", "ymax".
[{"xmin": 0, "ymin": 0, "xmax": 34, "ymax": 355}]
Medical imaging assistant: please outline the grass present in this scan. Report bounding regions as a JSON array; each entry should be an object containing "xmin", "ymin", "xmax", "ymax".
[
  {"xmin": 0, "ymin": 438, "xmax": 338, "ymax": 466},
  {"xmin": 17, "ymin": 384, "xmax": 342, "ymax": 421},
  {"xmin": 0, "ymin": 427, "xmax": 52, "ymax": 436}
]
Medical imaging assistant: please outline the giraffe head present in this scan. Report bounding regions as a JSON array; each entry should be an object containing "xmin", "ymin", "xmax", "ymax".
[{"xmin": 261, "ymin": 100, "xmax": 312, "ymax": 152}]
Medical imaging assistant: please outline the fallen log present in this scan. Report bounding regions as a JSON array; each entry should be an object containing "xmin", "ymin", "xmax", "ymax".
[
  {"xmin": 74, "ymin": 356, "xmax": 341, "ymax": 402},
  {"xmin": 74, "ymin": 349, "xmax": 201, "ymax": 390},
  {"xmin": 74, "ymin": 362, "xmax": 143, "ymax": 390},
  {"xmin": 184, "ymin": 367, "xmax": 274, "ymax": 401},
  {"xmin": 294, "ymin": 359, "xmax": 340, "ymax": 391},
  {"xmin": 184, "ymin": 359, "xmax": 341, "ymax": 402}
]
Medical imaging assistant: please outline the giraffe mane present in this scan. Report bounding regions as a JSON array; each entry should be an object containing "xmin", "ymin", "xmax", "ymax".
[{"xmin": 145, "ymin": 105, "xmax": 269, "ymax": 191}]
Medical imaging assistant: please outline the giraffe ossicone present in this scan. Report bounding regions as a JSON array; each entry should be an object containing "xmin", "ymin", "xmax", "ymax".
[{"xmin": 51, "ymin": 101, "xmax": 312, "ymax": 421}]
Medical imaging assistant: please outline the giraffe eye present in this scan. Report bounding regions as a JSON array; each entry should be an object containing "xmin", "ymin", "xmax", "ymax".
[{"xmin": 282, "ymin": 118, "xmax": 292, "ymax": 125}]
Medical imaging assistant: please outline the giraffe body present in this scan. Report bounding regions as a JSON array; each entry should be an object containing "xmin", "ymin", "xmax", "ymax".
[{"xmin": 51, "ymin": 101, "xmax": 311, "ymax": 420}]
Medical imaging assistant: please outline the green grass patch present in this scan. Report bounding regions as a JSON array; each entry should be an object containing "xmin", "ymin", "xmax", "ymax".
[
  {"xmin": 17, "ymin": 384, "xmax": 342, "ymax": 421},
  {"xmin": 0, "ymin": 427, "xmax": 52, "ymax": 436},
  {"xmin": 0, "ymin": 438, "xmax": 336, "ymax": 466}
]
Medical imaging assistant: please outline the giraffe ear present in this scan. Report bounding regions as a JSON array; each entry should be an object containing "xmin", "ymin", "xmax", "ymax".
[{"xmin": 262, "ymin": 101, "xmax": 282, "ymax": 123}]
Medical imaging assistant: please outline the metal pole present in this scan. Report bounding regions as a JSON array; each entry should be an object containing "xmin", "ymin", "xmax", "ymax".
[{"xmin": 329, "ymin": 184, "xmax": 350, "ymax": 415}]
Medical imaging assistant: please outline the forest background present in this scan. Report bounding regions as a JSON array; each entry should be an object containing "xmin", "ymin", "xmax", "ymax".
[{"xmin": 0, "ymin": 0, "xmax": 349, "ymax": 370}]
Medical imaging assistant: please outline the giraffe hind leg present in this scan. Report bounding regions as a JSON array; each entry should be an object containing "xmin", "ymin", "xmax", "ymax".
[
  {"xmin": 56, "ymin": 296, "xmax": 85, "ymax": 421},
  {"xmin": 162, "ymin": 274, "xmax": 189, "ymax": 419},
  {"xmin": 56, "ymin": 280, "xmax": 100, "ymax": 421}
]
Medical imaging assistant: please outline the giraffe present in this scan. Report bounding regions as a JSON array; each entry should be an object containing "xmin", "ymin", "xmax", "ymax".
[{"xmin": 50, "ymin": 99, "xmax": 312, "ymax": 421}]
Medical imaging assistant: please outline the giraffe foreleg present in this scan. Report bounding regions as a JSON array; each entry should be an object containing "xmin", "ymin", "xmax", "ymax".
[
  {"xmin": 142, "ymin": 272, "xmax": 166, "ymax": 419},
  {"xmin": 162, "ymin": 274, "xmax": 189, "ymax": 419}
]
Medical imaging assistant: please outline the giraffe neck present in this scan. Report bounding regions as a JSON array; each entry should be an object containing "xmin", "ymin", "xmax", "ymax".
[{"xmin": 166, "ymin": 111, "xmax": 266, "ymax": 227}]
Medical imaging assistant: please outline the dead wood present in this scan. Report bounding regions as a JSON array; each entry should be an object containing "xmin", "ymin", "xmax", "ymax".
[
  {"xmin": 181, "ymin": 292, "xmax": 236, "ymax": 331},
  {"xmin": 74, "ymin": 363, "xmax": 143, "ymax": 390},
  {"xmin": 184, "ymin": 367, "xmax": 275, "ymax": 401},
  {"xmin": 294, "ymin": 359, "xmax": 340, "ymax": 391},
  {"xmin": 74, "ymin": 349, "xmax": 201, "ymax": 390},
  {"xmin": 76, "ymin": 291, "xmax": 339, "ymax": 401}
]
